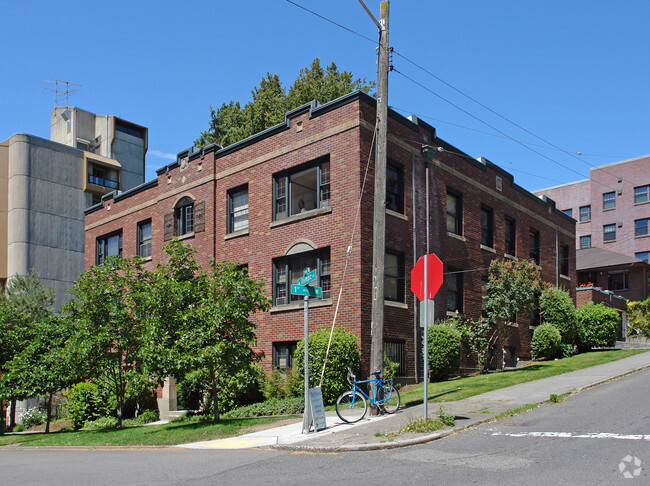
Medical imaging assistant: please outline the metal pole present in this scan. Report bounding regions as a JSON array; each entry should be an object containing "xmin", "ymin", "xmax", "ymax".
[
  {"xmin": 302, "ymin": 295, "xmax": 310, "ymax": 434},
  {"xmin": 423, "ymin": 161, "xmax": 430, "ymax": 419}
]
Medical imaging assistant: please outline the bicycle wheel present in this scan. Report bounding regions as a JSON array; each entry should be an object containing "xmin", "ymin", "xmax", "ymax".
[
  {"xmin": 380, "ymin": 385, "xmax": 400, "ymax": 414},
  {"xmin": 336, "ymin": 391, "xmax": 367, "ymax": 423}
]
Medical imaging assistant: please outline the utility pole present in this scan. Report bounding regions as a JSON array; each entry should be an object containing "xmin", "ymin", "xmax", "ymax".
[{"xmin": 361, "ymin": 0, "xmax": 389, "ymax": 404}]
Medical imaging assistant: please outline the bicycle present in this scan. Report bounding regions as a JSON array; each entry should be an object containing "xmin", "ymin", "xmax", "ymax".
[{"xmin": 335, "ymin": 367, "xmax": 400, "ymax": 423}]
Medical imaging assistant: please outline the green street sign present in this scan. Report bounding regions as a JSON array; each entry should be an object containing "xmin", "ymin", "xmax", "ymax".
[
  {"xmin": 298, "ymin": 269, "xmax": 317, "ymax": 286},
  {"xmin": 291, "ymin": 284, "xmax": 322, "ymax": 297}
]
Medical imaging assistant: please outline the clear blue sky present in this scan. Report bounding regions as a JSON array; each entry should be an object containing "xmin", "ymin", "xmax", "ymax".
[{"xmin": 2, "ymin": 0, "xmax": 648, "ymax": 192}]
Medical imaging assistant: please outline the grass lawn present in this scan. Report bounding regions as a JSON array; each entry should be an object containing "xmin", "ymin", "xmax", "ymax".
[
  {"xmin": 0, "ymin": 416, "xmax": 297, "ymax": 448},
  {"xmin": 398, "ymin": 349, "xmax": 648, "ymax": 407},
  {"xmin": 1, "ymin": 349, "xmax": 646, "ymax": 447}
]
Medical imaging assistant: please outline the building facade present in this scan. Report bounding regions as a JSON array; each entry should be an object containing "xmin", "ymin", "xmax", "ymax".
[
  {"xmin": 533, "ymin": 156, "xmax": 650, "ymax": 264},
  {"xmin": 0, "ymin": 107, "xmax": 147, "ymax": 308},
  {"xmin": 84, "ymin": 92, "xmax": 575, "ymax": 383}
]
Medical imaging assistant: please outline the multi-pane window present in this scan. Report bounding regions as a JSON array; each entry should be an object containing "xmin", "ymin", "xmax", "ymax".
[
  {"xmin": 529, "ymin": 229, "xmax": 540, "ymax": 265},
  {"xmin": 386, "ymin": 164, "xmax": 404, "ymax": 213},
  {"xmin": 137, "ymin": 220, "xmax": 152, "ymax": 258},
  {"xmin": 446, "ymin": 270, "xmax": 463, "ymax": 313},
  {"xmin": 273, "ymin": 342, "xmax": 297, "ymax": 370},
  {"xmin": 96, "ymin": 231, "xmax": 122, "ymax": 264},
  {"xmin": 504, "ymin": 217, "xmax": 516, "ymax": 255},
  {"xmin": 273, "ymin": 248, "xmax": 331, "ymax": 306},
  {"xmin": 480, "ymin": 206, "xmax": 494, "ymax": 248},
  {"xmin": 273, "ymin": 157, "xmax": 330, "ymax": 220},
  {"xmin": 603, "ymin": 223, "xmax": 616, "ymax": 242},
  {"xmin": 385, "ymin": 251, "xmax": 404, "ymax": 302},
  {"xmin": 580, "ymin": 235, "xmax": 592, "ymax": 249},
  {"xmin": 603, "ymin": 192, "xmax": 616, "ymax": 210},
  {"xmin": 607, "ymin": 270, "xmax": 629, "ymax": 291},
  {"xmin": 635, "ymin": 218, "xmax": 649, "ymax": 237},
  {"xmin": 446, "ymin": 190, "xmax": 462, "ymax": 235},
  {"xmin": 560, "ymin": 245, "xmax": 569, "ymax": 276},
  {"xmin": 228, "ymin": 186, "xmax": 249, "ymax": 233},
  {"xmin": 176, "ymin": 197, "xmax": 194, "ymax": 236},
  {"xmin": 635, "ymin": 251, "xmax": 649, "ymax": 263},
  {"xmin": 634, "ymin": 185, "xmax": 649, "ymax": 204},
  {"xmin": 384, "ymin": 341, "xmax": 406, "ymax": 377},
  {"xmin": 561, "ymin": 209, "xmax": 573, "ymax": 218},
  {"xmin": 579, "ymin": 205, "xmax": 591, "ymax": 222}
]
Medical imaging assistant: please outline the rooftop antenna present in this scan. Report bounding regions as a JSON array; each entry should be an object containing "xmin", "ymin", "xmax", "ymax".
[{"xmin": 44, "ymin": 79, "xmax": 81, "ymax": 106}]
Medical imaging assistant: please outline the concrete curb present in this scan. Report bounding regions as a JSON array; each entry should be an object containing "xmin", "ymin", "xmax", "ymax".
[{"xmin": 272, "ymin": 361, "xmax": 650, "ymax": 453}]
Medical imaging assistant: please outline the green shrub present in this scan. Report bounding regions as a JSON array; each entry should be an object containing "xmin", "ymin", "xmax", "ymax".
[
  {"xmin": 383, "ymin": 353, "xmax": 399, "ymax": 380},
  {"xmin": 627, "ymin": 298, "xmax": 650, "ymax": 338},
  {"xmin": 129, "ymin": 409, "xmax": 159, "ymax": 425},
  {"xmin": 21, "ymin": 408, "xmax": 45, "ymax": 429},
  {"xmin": 263, "ymin": 368, "xmax": 289, "ymax": 400},
  {"xmin": 427, "ymin": 324, "xmax": 462, "ymax": 381},
  {"xmin": 223, "ymin": 397, "xmax": 304, "ymax": 419},
  {"xmin": 293, "ymin": 327, "xmax": 362, "ymax": 404},
  {"xmin": 531, "ymin": 323, "xmax": 563, "ymax": 359},
  {"xmin": 177, "ymin": 370, "xmax": 208, "ymax": 411},
  {"xmin": 539, "ymin": 286, "xmax": 578, "ymax": 345},
  {"xmin": 577, "ymin": 302, "xmax": 619, "ymax": 350},
  {"xmin": 12, "ymin": 424, "xmax": 25, "ymax": 432},
  {"xmin": 66, "ymin": 382, "xmax": 111, "ymax": 430},
  {"xmin": 82, "ymin": 416, "xmax": 117, "ymax": 430}
]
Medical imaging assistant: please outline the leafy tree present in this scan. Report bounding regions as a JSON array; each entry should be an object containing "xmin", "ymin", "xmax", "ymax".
[
  {"xmin": 0, "ymin": 271, "xmax": 55, "ymax": 430},
  {"xmin": 2, "ymin": 316, "xmax": 73, "ymax": 432},
  {"xmin": 539, "ymin": 286, "xmax": 578, "ymax": 345},
  {"xmin": 196, "ymin": 58, "xmax": 374, "ymax": 148},
  {"xmin": 172, "ymin": 260, "xmax": 269, "ymax": 422},
  {"xmin": 485, "ymin": 259, "xmax": 543, "ymax": 367},
  {"xmin": 452, "ymin": 317, "xmax": 493, "ymax": 374},
  {"xmin": 63, "ymin": 257, "xmax": 153, "ymax": 428}
]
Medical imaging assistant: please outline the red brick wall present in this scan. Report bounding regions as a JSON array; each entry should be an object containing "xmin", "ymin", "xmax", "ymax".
[{"xmin": 85, "ymin": 93, "xmax": 576, "ymax": 376}]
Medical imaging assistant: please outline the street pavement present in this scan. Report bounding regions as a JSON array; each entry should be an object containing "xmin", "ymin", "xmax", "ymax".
[{"xmin": 178, "ymin": 350, "xmax": 650, "ymax": 452}]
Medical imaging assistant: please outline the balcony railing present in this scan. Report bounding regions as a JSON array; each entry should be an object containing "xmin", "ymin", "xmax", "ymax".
[{"xmin": 89, "ymin": 175, "xmax": 119, "ymax": 189}]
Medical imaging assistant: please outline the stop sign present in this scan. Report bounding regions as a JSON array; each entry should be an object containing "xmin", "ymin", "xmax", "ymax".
[{"xmin": 411, "ymin": 253, "xmax": 443, "ymax": 300}]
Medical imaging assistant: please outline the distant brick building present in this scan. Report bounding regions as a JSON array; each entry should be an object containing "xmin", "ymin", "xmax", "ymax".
[
  {"xmin": 533, "ymin": 156, "xmax": 650, "ymax": 263},
  {"xmin": 85, "ymin": 92, "xmax": 575, "ymax": 383}
]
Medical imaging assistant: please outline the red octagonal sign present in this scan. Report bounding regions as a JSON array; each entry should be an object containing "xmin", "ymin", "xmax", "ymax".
[{"xmin": 411, "ymin": 253, "xmax": 443, "ymax": 301}]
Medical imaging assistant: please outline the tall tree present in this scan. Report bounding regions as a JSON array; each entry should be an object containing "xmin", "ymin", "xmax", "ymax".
[
  {"xmin": 196, "ymin": 58, "xmax": 374, "ymax": 148},
  {"xmin": 1, "ymin": 271, "xmax": 55, "ymax": 429},
  {"xmin": 2, "ymin": 316, "xmax": 73, "ymax": 433},
  {"xmin": 146, "ymin": 241, "xmax": 270, "ymax": 422},
  {"xmin": 485, "ymin": 259, "xmax": 543, "ymax": 368},
  {"xmin": 64, "ymin": 257, "xmax": 153, "ymax": 428}
]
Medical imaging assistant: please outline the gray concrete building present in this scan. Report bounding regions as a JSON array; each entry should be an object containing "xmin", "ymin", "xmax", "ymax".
[{"xmin": 0, "ymin": 107, "xmax": 147, "ymax": 309}]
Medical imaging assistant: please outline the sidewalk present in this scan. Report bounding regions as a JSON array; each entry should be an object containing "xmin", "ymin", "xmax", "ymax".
[{"xmin": 178, "ymin": 351, "xmax": 650, "ymax": 452}]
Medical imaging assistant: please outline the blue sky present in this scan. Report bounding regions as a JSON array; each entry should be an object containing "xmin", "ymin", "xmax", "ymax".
[{"xmin": 1, "ymin": 0, "xmax": 648, "ymax": 192}]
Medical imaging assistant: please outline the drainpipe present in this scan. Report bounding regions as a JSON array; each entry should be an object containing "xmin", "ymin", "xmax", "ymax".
[{"xmin": 412, "ymin": 153, "xmax": 418, "ymax": 383}]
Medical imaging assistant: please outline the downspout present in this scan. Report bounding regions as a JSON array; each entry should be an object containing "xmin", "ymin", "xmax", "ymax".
[{"xmin": 412, "ymin": 152, "xmax": 418, "ymax": 383}]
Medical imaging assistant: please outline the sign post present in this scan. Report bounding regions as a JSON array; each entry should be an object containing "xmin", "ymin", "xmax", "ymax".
[
  {"xmin": 292, "ymin": 268, "xmax": 323, "ymax": 434},
  {"xmin": 411, "ymin": 253, "xmax": 443, "ymax": 419}
]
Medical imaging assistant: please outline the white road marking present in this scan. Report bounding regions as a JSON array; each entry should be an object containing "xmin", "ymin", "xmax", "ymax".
[{"xmin": 489, "ymin": 431, "xmax": 650, "ymax": 440}]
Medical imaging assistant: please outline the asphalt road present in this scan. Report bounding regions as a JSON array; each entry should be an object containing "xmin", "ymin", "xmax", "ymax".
[{"xmin": 2, "ymin": 368, "xmax": 649, "ymax": 485}]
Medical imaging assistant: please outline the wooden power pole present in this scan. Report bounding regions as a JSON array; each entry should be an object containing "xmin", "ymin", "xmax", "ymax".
[{"xmin": 369, "ymin": 0, "xmax": 389, "ymax": 399}]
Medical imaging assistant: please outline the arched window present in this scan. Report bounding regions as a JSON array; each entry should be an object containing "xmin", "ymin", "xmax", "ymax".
[{"xmin": 176, "ymin": 197, "xmax": 194, "ymax": 236}]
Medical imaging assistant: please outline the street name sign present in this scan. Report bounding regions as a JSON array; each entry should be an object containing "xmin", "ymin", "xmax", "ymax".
[
  {"xmin": 291, "ymin": 284, "xmax": 322, "ymax": 298},
  {"xmin": 297, "ymin": 269, "xmax": 317, "ymax": 286}
]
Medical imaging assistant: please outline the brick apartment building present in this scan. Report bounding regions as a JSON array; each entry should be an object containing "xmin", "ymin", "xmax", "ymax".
[
  {"xmin": 534, "ymin": 155, "xmax": 650, "ymax": 299},
  {"xmin": 84, "ymin": 91, "xmax": 575, "ymax": 383}
]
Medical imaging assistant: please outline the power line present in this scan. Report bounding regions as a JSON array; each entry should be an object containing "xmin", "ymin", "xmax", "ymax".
[{"xmin": 392, "ymin": 68, "xmax": 619, "ymax": 192}]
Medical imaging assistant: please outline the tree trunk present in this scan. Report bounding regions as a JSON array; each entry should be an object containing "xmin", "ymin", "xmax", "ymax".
[
  {"xmin": 117, "ymin": 399, "xmax": 123, "ymax": 429},
  {"xmin": 0, "ymin": 399, "xmax": 5, "ymax": 435},
  {"xmin": 9, "ymin": 397, "xmax": 16, "ymax": 428},
  {"xmin": 211, "ymin": 376, "xmax": 220, "ymax": 423},
  {"xmin": 45, "ymin": 392, "xmax": 53, "ymax": 434}
]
